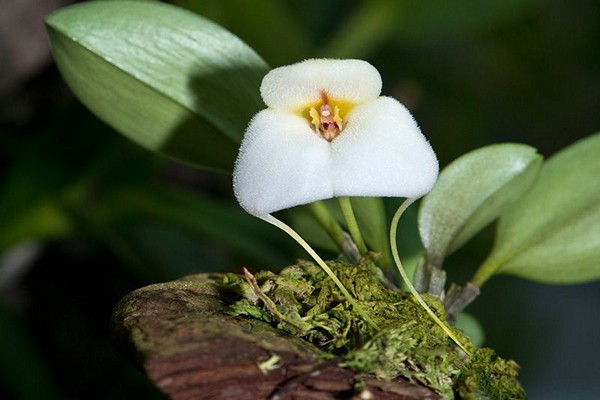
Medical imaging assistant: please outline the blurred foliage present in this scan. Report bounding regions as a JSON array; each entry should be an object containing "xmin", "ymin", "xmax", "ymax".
[{"xmin": 1, "ymin": 0, "xmax": 599, "ymax": 399}]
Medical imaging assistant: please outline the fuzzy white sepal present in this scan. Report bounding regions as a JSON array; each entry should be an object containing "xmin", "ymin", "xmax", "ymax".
[
  {"xmin": 331, "ymin": 97, "xmax": 439, "ymax": 198},
  {"xmin": 261, "ymin": 59, "xmax": 382, "ymax": 111},
  {"xmin": 233, "ymin": 109, "xmax": 333, "ymax": 216}
]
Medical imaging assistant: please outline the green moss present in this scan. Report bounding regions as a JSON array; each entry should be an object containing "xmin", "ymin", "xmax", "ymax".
[
  {"xmin": 457, "ymin": 348, "xmax": 526, "ymax": 399},
  {"xmin": 221, "ymin": 256, "xmax": 525, "ymax": 399}
]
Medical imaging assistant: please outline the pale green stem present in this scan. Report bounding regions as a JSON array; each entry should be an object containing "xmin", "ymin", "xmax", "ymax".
[
  {"xmin": 470, "ymin": 257, "xmax": 499, "ymax": 288},
  {"xmin": 338, "ymin": 197, "xmax": 368, "ymax": 255},
  {"xmin": 261, "ymin": 214, "xmax": 380, "ymax": 331},
  {"xmin": 306, "ymin": 201, "xmax": 346, "ymax": 251},
  {"xmin": 390, "ymin": 199, "xmax": 472, "ymax": 356}
]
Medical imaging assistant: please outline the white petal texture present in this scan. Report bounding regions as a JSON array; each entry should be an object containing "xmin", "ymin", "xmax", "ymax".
[
  {"xmin": 234, "ymin": 110, "xmax": 333, "ymax": 216},
  {"xmin": 261, "ymin": 59, "xmax": 382, "ymax": 111},
  {"xmin": 233, "ymin": 59, "xmax": 439, "ymax": 217},
  {"xmin": 331, "ymin": 97, "xmax": 438, "ymax": 198}
]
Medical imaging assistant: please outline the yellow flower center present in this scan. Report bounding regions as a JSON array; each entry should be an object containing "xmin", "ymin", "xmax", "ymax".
[{"xmin": 300, "ymin": 91, "xmax": 354, "ymax": 142}]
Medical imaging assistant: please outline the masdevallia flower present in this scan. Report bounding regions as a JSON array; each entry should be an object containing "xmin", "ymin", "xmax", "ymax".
[{"xmin": 233, "ymin": 59, "xmax": 439, "ymax": 217}]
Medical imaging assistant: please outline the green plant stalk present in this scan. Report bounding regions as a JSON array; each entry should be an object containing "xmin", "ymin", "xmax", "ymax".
[
  {"xmin": 338, "ymin": 197, "xmax": 368, "ymax": 255},
  {"xmin": 470, "ymin": 258, "xmax": 500, "ymax": 287},
  {"xmin": 306, "ymin": 201, "xmax": 346, "ymax": 251},
  {"xmin": 261, "ymin": 214, "xmax": 380, "ymax": 331},
  {"xmin": 390, "ymin": 199, "xmax": 471, "ymax": 356}
]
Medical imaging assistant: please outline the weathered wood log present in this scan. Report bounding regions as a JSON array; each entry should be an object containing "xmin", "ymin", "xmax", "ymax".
[{"xmin": 110, "ymin": 273, "xmax": 441, "ymax": 400}]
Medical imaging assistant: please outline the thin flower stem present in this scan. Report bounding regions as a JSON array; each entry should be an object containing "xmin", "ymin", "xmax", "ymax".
[
  {"xmin": 390, "ymin": 199, "xmax": 472, "ymax": 356},
  {"xmin": 307, "ymin": 201, "xmax": 346, "ymax": 251},
  {"xmin": 338, "ymin": 197, "xmax": 368, "ymax": 255},
  {"xmin": 261, "ymin": 214, "xmax": 380, "ymax": 331}
]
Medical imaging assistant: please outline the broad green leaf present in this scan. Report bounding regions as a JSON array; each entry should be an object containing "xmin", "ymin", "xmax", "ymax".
[
  {"xmin": 419, "ymin": 144, "xmax": 542, "ymax": 268},
  {"xmin": 46, "ymin": 1, "xmax": 268, "ymax": 172},
  {"xmin": 473, "ymin": 133, "xmax": 600, "ymax": 285},
  {"xmin": 174, "ymin": 0, "xmax": 311, "ymax": 65}
]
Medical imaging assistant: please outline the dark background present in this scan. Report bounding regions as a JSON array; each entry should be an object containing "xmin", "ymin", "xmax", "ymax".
[{"xmin": 1, "ymin": 1, "xmax": 599, "ymax": 398}]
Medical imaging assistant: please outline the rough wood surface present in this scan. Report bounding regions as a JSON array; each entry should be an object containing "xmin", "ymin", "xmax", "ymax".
[{"xmin": 110, "ymin": 273, "xmax": 441, "ymax": 400}]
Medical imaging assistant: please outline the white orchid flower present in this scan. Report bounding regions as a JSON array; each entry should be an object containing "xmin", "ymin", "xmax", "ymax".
[
  {"xmin": 233, "ymin": 58, "xmax": 439, "ymax": 217},
  {"xmin": 231, "ymin": 59, "xmax": 470, "ymax": 352}
]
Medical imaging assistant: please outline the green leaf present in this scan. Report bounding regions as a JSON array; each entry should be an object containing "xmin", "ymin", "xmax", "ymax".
[
  {"xmin": 174, "ymin": 0, "xmax": 311, "ymax": 65},
  {"xmin": 351, "ymin": 197, "xmax": 390, "ymax": 265},
  {"xmin": 419, "ymin": 144, "xmax": 542, "ymax": 268},
  {"xmin": 473, "ymin": 133, "xmax": 600, "ymax": 285},
  {"xmin": 46, "ymin": 1, "xmax": 268, "ymax": 172}
]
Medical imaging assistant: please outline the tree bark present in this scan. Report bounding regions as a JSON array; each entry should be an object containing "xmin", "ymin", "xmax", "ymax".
[{"xmin": 110, "ymin": 273, "xmax": 441, "ymax": 400}]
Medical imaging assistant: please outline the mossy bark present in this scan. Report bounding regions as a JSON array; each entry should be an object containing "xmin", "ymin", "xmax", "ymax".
[{"xmin": 110, "ymin": 273, "xmax": 441, "ymax": 400}]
